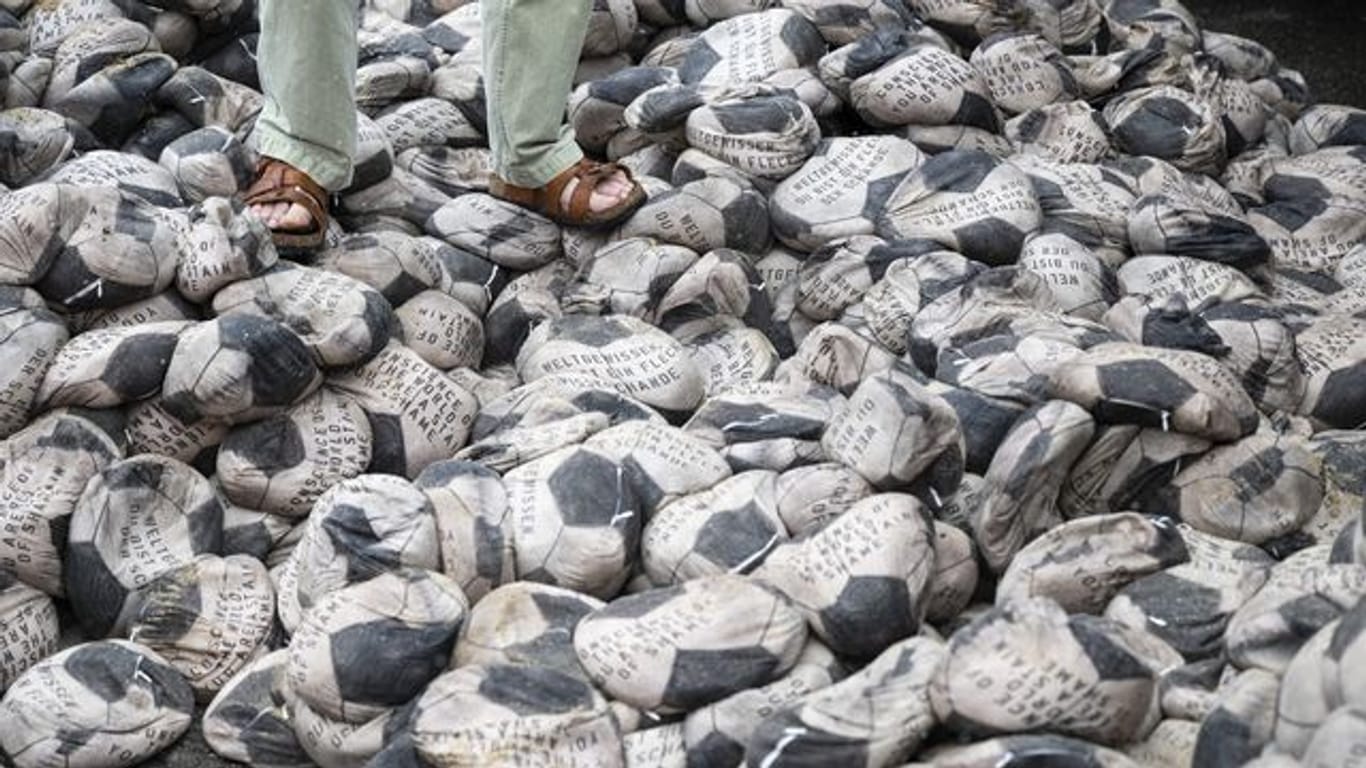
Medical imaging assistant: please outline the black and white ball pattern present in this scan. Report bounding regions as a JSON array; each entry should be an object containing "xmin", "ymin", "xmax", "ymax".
[
  {"xmin": 160, "ymin": 314, "xmax": 322, "ymax": 425},
  {"xmin": 202, "ymin": 650, "xmax": 313, "ymax": 768},
  {"xmin": 642, "ymin": 469, "xmax": 787, "ymax": 585},
  {"xmin": 756, "ymin": 493, "xmax": 936, "ymax": 660},
  {"xmin": 574, "ymin": 575, "xmax": 807, "ymax": 713},
  {"xmin": 771, "ymin": 136, "xmax": 925, "ymax": 252},
  {"xmin": 453, "ymin": 581, "xmax": 604, "ymax": 678},
  {"xmin": 216, "ymin": 388, "xmax": 374, "ymax": 518},
  {"xmin": 285, "ymin": 474, "xmax": 442, "ymax": 626},
  {"xmin": 878, "ymin": 150, "xmax": 1043, "ymax": 266},
  {"xmin": 0, "ymin": 2, "xmax": 1362, "ymax": 766},
  {"xmin": 504, "ymin": 445, "xmax": 643, "ymax": 600},
  {"xmin": 127, "ymin": 553, "xmax": 276, "ymax": 701},
  {"xmin": 407, "ymin": 663, "xmax": 626, "ymax": 768},
  {"xmin": 286, "ymin": 568, "xmax": 467, "ymax": 725},
  {"xmin": 0, "ymin": 640, "xmax": 194, "ymax": 768},
  {"xmin": 65, "ymin": 454, "xmax": 224, "ymax": 638},
  {"xmin": 0, "ymin": 409, "xmax": 122, "ymax": 597},
  {"xmin": 744, "ymin": 636, "xmax": 944, "ymax": 767}
]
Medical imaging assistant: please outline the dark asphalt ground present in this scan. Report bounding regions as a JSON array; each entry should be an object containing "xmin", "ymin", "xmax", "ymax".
[
  {"xmin": 1184, "ymin": 0, "xmax": 1366, "ymax": 107},
  {"xmin": 132, "ymin": 4, "xmax": 1364, "ymax": 768}
]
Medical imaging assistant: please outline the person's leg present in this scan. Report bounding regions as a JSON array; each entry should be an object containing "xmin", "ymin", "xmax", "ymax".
[
  {"xmin": 481, "ymin": 0, "xmax": 590, "ymax": 188},
  {"xmin": 482, "ymin": 0, "xmax": 637, "ymax": 218},
  {"xmin": 252, "ymin": 0, "xmax": 358, "ymax": 232}
]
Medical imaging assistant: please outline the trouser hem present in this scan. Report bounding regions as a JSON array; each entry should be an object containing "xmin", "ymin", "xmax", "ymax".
[
  {"xmin": 493, "ymin": 140, "xmax": 585, "ymax": 188},
  {"xmin": 253, "ymin": 121, "xmax": 355, "ymax": 192}
]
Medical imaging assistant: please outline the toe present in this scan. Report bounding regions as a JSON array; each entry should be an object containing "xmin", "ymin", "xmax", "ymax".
[{"xmin": 279, "ymin": 202, "xmax": 317, "ymax": 232}]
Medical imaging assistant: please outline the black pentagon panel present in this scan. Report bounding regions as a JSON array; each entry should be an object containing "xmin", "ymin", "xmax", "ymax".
[
  {"xmin": 693, "ymin": 504, "xmax": 782, "ymax": 573},
  {"xmin": 415, "ymin": 459, "xmax": 498, "ymax": 488},
  {"xmin": 678, "ymin": 40, "xmax": 723, "ymax": 84},
  {"xmin": 1139, "ymin": 309, "xmax": 1227, "ymax": 354},
  {"xmin": 40, "ymin": 417, "xmax": 119, "ymax": 459},
  {"xmin": 662, "ymin": 646, "xmax": 784, "ymax": 711},
  {"xmin": 546, "ymin": 450, "xmax": 635, "ymax": 527},
  {"xmin": 722, "ymin": 192, "xmax": 773, "ymax": 255},
  {"xmin": 712, "ymin": 96, "xmax": 803, "ymax": 135},
  {"xmin": 478, "ymin": 664, "xmax": 597, "ymax": 716},
  {"xmin": 745, "ymin": 710, "xmax": 872, "ymax": 768},
  {"xmin": 988, "ymin": 734, "xmax": 1109, "ymax": 768},
  {"xmin": 952, "ymin": 91, "xmax": 1000, "ymax": 132},
  {"xmin": 1164, "ymin": 215, "xmax": 1270, "ymax": 270},
  {"xmin": 106, "ymin": 457, "xmax": 166, "ymax": 490},
  {"xmin": 591, "ymin": 67, "xmax": 676, "ymax": 105},
  {"xmin": 1226, "ymin": 446, "xmax": 1288, "ymax": 500},
  {"xmin": 860, "ymin": 173, "xmax": 909, "ymax": 225},
  {"xmin": 226, "ymin": 317, "xmax": 317, "ymax": 408},
  {"xmin": 212, "ymin": 667, "xmax": 278, "ymax": 731},
  {"xmin": 1121, "ymin": 596, "xmax": 1227, "ymax": 660},
  {"xmin": 1192, "ymin": 709, "xmax": 1258, "ymax": 768},
  {"xmin": 688, "ymin": 730, "xmax": 744, "ymax": 768},
  {"xmin": 321, "ymin": 504, "xmax": 383, "ymax": 564},
  {"xmin": 1012, "ymin": 110, "xmax": 1049, "ymax": 142},
  {"xmin": 63, "ymin": 643, "xmax": 140, "ymax": 703},
  {"xmin": 37, "ymin": 247, "xmax": 138, "ymax": 312},
  {"xmin": 65, "ymin": 541, "xmax": 130, "ymax": 638},
  {"xmin": 329, "ymin": 619, "xmax": 455, "ymax": 707},
  {"xmin": 1277, "ymin": 594, "xmax": 1345, "ymax": 640},
  {"xmin": 954, "ymin": 217, "xmax": 1028, "ymax": 267},
  {"xmin": 917, "ymin": 150, "xmax": 998, "ymax": 194},
  {"xmin": 241, "ymin": 710, "xmax": 314, "ymax": 767},
  {"xmin": 1255, "ymin": 195, "xmax": 1328, "ymax": 234},
  {"xmin": 187, "ymin": 497, "xmax": 226, "ymax": 555},
  {"xmin": 570, "ymin": 390, "xmax": 657, "ymax": 425},
  {"xmin": 1114, "ymin": 97, "xmax": 1203, "ymax": 160},
  {"xmin": 101, "ymin": 332, "xmax": 179, "ymax": 400},
  {"xmin": 779, "ymin": 14, "xmax": 827, "ymax": 63},
  {"xmin": 503, "ymin": 631, "xmax": 585, "ymax": 679},
  {"xmin": 598, "ymin": 583, "xmax": 682, "ymax": 620},
  {"xmin": 938, "ymin": 386, "xmax": 1026, "ymax": 473},
  {"xmin": 1311, "ymin": 363, "xmax": 1366, "ymax": 429},
  {"xmin": 1093, "ymin": 358, "xmax": 1200, "ymax": 423},
  {"xmin": 556, "ymin": 315, "xmax": 636, "ymax": 347},
  {"xmin": 529, "ymin": 591, "xmax": 600, "ymax": 628},
  {"xmin": 697, "ymin": 401, "xmax": 826, "ymax": 442},
  {"xmin": 623, "ymin": 456, "xmax": 666, "ymax": 513},
  {"xmin": 518, "ymin": 566, "xmax": 559, "ymax": 587},
  {"xmin": 224, "ymin": 415, "xmax": 308, "ymax": 478},
  {"xmin": 1109, "ymin": 0, "xmax": 1165, "ymax": 21},
  {"xmin": 1000, "ymin": 425, "xmax": 1054, "ymax": 501},
  {"xmin": 1069, "ymin": 616, "xmax": 1154, "ymax": 681},
  {"xmin": 365, "ymin": 411, "xmax": 409, "ymax": 476},
  {"xmin": 474, "ymin": 516, "xmax": 509, "ymax": 581},
  {"xmin": 818, "ymin": 576, "xmax": 918, "ymax": 660},
  {"xmin": 483, "ymin": 301, "xmax": 536, "ymax": 367},
  {"xmin": 358, "ymin": 292, "xmax": 397, "ymax": 363},
  {"xmin": 384, "ymin": 268, "xmax": 435, "ymax": 306},
  {"xmin": 222, "ymin": 521, "xmax": 273, "ymax": 560},
  {"xmin": 1328, "ymin": 600, "xmax": 1366, "ymax": 663}
]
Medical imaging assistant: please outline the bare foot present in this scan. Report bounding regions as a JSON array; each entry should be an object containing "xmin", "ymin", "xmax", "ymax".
[
  {"xmin": 249, "ymin": 199, "xmax": 316, "ymax": 232},
  {"xmin": 559, "ymin": 167, "xmax": 634, "ymax": 213}
]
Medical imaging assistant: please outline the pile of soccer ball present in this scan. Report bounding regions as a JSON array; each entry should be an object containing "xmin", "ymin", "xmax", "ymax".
[{"xmin": 2, "ymin": 0, "xmax": 1366, "ymax": 766}]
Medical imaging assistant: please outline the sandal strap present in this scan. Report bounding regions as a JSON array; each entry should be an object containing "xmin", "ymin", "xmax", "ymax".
[
  {"xmin": 490, "ymin": 159, "xmax": 645, "ymax": 229},
  {"xmin": 243, "ymin": 158, "xmax": 329, "ymax": 235}
]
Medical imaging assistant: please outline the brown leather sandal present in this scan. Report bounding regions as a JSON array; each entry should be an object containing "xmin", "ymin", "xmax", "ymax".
[
  {"xmin": 243, "ymin": 157, "xmax": 330, "ymax": 249},
  {"xmin": 489, "ymin": 158, "xmax": 646, "ymax": 229}
]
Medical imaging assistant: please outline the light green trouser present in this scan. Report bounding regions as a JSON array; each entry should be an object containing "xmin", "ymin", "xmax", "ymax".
[
  {"xmin": 254, "ymin": 0, "xmax": 358, "ymax": 192},
  {"xmin": 481, "ymin": 0, "xmax": 589, "ymax": 187}
]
